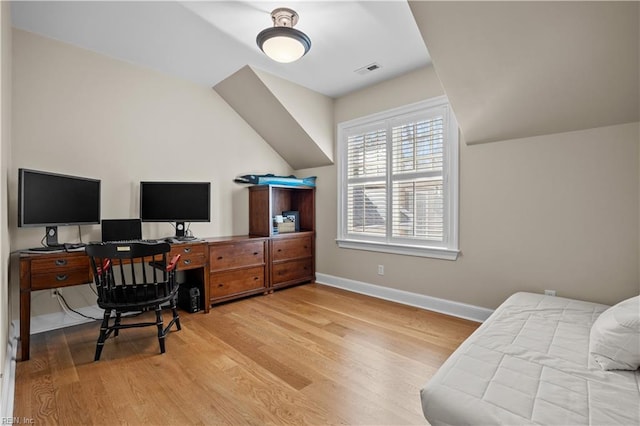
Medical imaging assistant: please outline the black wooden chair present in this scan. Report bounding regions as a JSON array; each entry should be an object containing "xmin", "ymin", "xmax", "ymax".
[{"xmin": 85, "ymin": 242, "xmax": 181, "ymax": 361}]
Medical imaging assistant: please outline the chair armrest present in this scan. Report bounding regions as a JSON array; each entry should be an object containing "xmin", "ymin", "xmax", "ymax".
[
  {"xmin": 166, "ymin": 254, "xmax": 181, "ymax": 272},
  {"xmin": 96, "ymin": 259, "xmax": 111, "ymax": 276}
]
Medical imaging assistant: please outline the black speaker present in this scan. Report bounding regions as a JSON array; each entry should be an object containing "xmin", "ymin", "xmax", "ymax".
[{"xmin": 178, "ymin": 284, "xmax": 201, "ymax": 313}]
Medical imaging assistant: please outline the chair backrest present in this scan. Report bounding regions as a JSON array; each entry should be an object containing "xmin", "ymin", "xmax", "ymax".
[{"xmin": 86, "ymin": 242, "xmax": 179, "ymax": 308}]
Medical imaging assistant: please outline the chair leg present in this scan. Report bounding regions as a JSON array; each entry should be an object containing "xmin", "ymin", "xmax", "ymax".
[
  {"xmin": 171, "ymin": 296, "xmax": 181, "ymax": 331},
  {"xmin": 95, "ymin": 309, "xmax": 111, "ymax": 361},
  {"xmin": 114, "ymin": 312, "xmax": 122, "ymax": 337},
  {"xmin": 155, "ymin": 306, "xmax": 166, "ymax": 354}
]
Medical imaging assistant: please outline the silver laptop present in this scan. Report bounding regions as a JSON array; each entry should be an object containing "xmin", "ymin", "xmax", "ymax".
[{"xmin": 101, "ymin": 219, "xmax": 142, "ymax": 242}]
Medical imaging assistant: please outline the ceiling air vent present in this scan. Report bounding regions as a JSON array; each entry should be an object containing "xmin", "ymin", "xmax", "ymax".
[{"xmin": 354, "ymin": 62, "xmax": 382, "ymax": 75}]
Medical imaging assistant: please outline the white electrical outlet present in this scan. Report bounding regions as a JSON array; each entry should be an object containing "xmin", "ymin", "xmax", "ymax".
[
  {"xmin": 544, "ymin": 289, "xmax": 556, "ymax": 297},
  {"xmin": 377, "ymin": 265, "xmax": 384, "ymax": 275}
]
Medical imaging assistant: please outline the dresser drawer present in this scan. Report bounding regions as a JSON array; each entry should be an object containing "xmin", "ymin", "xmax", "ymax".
[
  {"xmin": 31, "ymin": 268, "xmax": 92, "ymax": 290},
  {"xmin": 31, "ymin": 255, "xmax": 89, "ymax": 274},
  {"xmin": 209, "ymin": 241, "xmax": 265, "ymax": 272},
  {"xmin": 272, "ymin": 258, "xmax": 313, "ymax": 285},
  {"xmin": 271, "ymin": 236, "xmax": 312, "ymax": 261},
  {"xmin": 169, "ymin": 243, "xmax": 206, "ymax": 270},
  {"xmin": 210, "ymin": 267, "xmax": 265, "ymax": 298}
]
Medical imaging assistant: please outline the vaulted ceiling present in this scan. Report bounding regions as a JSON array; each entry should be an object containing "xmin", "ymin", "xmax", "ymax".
[
  {"xmin": 11, "ymin": 1, "xmax": 430, "ymax": 98},
  {"xmin": 409, "ymin": 1, "xmax": 639, "ymax": 144},
  {"xmin": 214, "ymin": 66, "xmax": 334, "ymax": 169},
  {"xmin": 11, "ymin": 1, "xmax": 640, "ymax": 168}
]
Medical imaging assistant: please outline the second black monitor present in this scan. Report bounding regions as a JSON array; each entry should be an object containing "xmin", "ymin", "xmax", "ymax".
[{"xmin": 140, "ymin": 181, "xmax": 210, "ymax": 238}]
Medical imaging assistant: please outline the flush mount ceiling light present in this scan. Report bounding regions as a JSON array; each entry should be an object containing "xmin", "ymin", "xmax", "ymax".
[{"xmin": 256, "ymin": 7, "xmax": 311, "ymax": 63}]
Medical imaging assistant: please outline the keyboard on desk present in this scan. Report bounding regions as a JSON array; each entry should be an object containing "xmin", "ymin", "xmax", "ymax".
[
  {"xmin": 102, "ymin": 239, "xmax": 161, "ymax": 244},
  {"xmin": 63, "ymin": 243, "xmax": 87, "ymax": 250}
]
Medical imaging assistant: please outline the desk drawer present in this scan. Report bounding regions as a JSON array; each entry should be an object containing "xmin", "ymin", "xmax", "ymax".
[
  {"xmin": 209, "ymin": 241, "xmax": 265, "ymax": 272},
  {"xmin": 272, "ymin": 236, "xmax": 312, "ymax": 261},
  {"xmin": 169, "ymin": 244, "xmax": 206, "ymax": 270},
  {"xmin": 272, "ymin": 258, "xmax": 313, "ymax": 285},
  {"xmin": 31, "ymin": 255, "xmax": 89, "ymax": 274},
  {"xmin": 31, "ymin": 269, "xmax": 92, "ymax": 290},
  {"xmin": 210, "ymin": 267, "xmax": 265, "ymax": 298}
]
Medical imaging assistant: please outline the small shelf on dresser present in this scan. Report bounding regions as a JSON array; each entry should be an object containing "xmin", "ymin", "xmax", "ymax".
[
  {"xmin": 248, "ymin": 184, "xmax": 316, "ymax": 291},
  {"xmin": 248, "ymin": 185, "xmax": 315, "ymax": 237}
]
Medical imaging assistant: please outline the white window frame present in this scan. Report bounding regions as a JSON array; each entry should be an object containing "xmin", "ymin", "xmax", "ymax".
[{"xmin": 336, "ymin": 96, "xmax": 459, "ymax": 260}]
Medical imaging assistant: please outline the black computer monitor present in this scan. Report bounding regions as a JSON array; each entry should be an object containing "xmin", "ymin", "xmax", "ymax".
[
  {"xmin": 140, "ymin": 181, "xmax": 210, "ymax": 239},
  {"xmin": 18, "ymin": 168, "xmax": 101, "ymax": 248}
]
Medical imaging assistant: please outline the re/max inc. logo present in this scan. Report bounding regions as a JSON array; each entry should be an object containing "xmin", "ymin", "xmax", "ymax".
[{"xmin": 1, "ymin": 418, "xmax": 35, "ymax": 424}]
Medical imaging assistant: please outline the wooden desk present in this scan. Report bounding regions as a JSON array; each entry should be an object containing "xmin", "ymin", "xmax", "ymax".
[
  {"xmin": 16, "ymin": 235, "xmax": 314, "ymax": 361},
  {"xmin": 16, "ymin": 241, "xmax": 209, "ymax": 361},
  {"xmin": 17, "ymin": 250, "xmax": 90, "ymax": 361}
]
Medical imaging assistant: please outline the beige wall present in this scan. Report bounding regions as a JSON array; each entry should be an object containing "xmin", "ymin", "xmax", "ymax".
[
  {"xmin": 11, "ymin": 29, "xmax": 293, "ymax": 317},
  {"xmin": 303, "ymin": 66, "xmax": 640, "ymax": 309},
  {"xmin": 1, "ymin": 1, "xmax": 12, "ymax": 374}
]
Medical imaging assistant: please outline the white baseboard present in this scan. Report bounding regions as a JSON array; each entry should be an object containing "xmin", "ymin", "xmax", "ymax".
[
  {"xmin": 315, "ymin": 273, "xmax": 493, "ymax": 323},
  {"xmin": 1, "ymin": 321, "xmax": 18, "ymax": 419}
]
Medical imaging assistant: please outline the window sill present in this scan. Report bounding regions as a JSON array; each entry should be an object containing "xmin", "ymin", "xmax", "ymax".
[{"xmin": 335, "ymin": 239, "xmax": 459, "ymax": 261}]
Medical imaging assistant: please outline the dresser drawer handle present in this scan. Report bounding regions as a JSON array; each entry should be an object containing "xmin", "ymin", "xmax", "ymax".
[
  {"xmin": 183, "ymin": 259, "xmax": 191, "ymax": 265},
  {"xmin": 253, "ymin": 252, "xmax": 259, "ymax": 255},
  {"xmin": 217, "ymin": 256, "xmax": 223, "ymax": 260},
  {"xmin": 218, "ymin": 283, "xmax": 224, "ymax": 288},
  {"xmin": 277, "ymin": 249, "xmax": 282, "ymax": 252},
  {"xmin": 56, "ymin": 274, "xmax": 68, "ymax": 282},
  {"xmin": 183, "ymin": 247, "xmax": 191, "ymax": 253},
  {"xmin": 254, "ymin": 276, "xmax": 259, "ymax": 280},
  {"xmin": 55, "ymin": 259, "xmax": 67, "ymax": 266}
]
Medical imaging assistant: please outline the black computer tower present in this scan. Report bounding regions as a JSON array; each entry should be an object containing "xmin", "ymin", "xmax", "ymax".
[{"xmin": 178, "ymin": 284, "xmax": 201, "ymax": 313}]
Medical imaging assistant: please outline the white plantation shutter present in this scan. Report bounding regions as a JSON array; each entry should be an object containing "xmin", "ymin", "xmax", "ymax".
[
  {"xmin": 347, "ymin": 183, "xmax": 386, "ymax": 235},
  {"xmin": 391, "ymin": 113, "xmax": 444, "ymax": 241},
  {"xmin": 345, "ymin": 126, "xmax": 388, "ymax": 236},
  {"xmin": 338, "ymin": 97, "xmax": 459, "ymax": 260},
  {"xmin": 347, "ymin": 130, "xmax": 386, "ymax": 179},
  {"xmin": 392, "ymin": 179, "xmax": 443, "ymax": 240}
]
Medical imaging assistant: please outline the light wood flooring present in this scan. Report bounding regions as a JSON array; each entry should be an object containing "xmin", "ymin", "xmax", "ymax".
[{"xmin": 14, "ymin": 283, "xmax": 479, "ymax": 425}]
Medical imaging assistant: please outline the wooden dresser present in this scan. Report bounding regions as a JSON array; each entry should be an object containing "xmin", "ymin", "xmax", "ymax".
[
  {"xmin": 248, "ymin": 184, "xmax": 316, "ymax": 293},
  {"xmin": 270, "ymin": 232, "xmax": 314, "ymax": 291},
  {"xmin": 207, "ymin": 236, "xmax": 269, "ymax": 305}
]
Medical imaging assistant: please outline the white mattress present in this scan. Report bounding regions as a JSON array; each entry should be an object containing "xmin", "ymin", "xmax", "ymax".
[{"xmin": 421, "ymin": 292, "xmax": 640, "ymax": 425}]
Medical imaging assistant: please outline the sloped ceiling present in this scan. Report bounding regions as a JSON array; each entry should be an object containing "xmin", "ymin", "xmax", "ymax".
[
  {"xmin": 11, "ymin": 1, "xmax": 430, "ymax": 98},
  {"xmin": 214, "ymin": 66, "xmax": 334, "ymax": 170},
  {"xmin": 409, "ymin": 1, "xmax": 640, "ymax": 144}
]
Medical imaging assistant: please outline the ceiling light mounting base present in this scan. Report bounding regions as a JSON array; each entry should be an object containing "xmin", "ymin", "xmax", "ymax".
[{"xmin": 271, "ymin": 8, "xmax": 299, "ymax": 28}]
